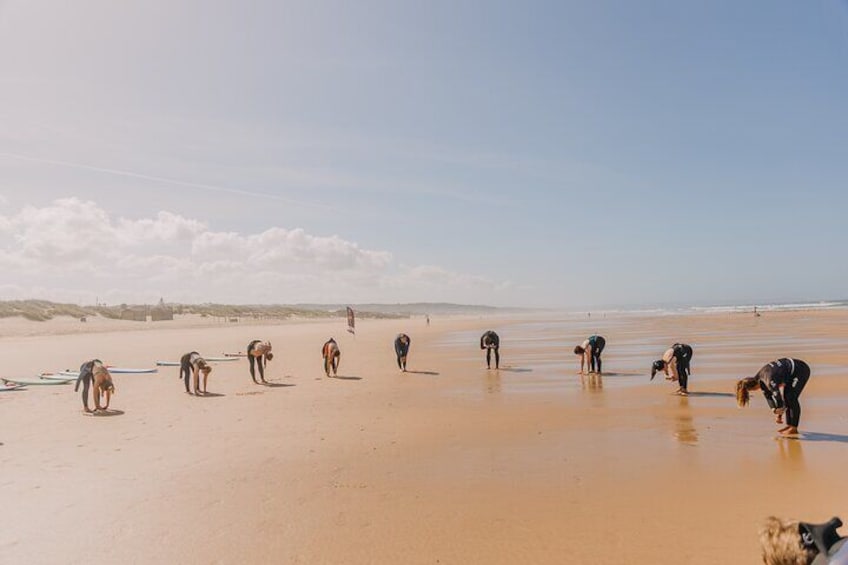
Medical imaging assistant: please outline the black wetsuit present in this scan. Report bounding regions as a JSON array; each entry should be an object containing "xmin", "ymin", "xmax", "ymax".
[
  {"xmin": 672, "ymin": 343, "xmax": 693, "ymax": 391},
  {"xmin": 756, "ymin": 358, "xmax": 810, "ymax": 428},
  {"xmin": 179, "ymin": 351, "xmax": 203, "ymax": 394},
  {"xmin": 480, "ymin": 331, "xmax": 500, "ymax": 369},
  {"xmin": 246, "ymin": 339, "xmax": 269, "ymax": 384},
  {"xmin": 75, "ymin": 359, "xmax": 102, "ymax": 411},
  {"xmin": 394, "ymin": 334, "xmax": 411, "ymax": 371},
  {"xmin": 587, "ymin": 335, "xmax": 606, "ymax": 373}
]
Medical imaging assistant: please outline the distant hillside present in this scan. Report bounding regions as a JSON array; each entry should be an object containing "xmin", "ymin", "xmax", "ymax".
[{"xmin": 0, "ymin": 300, "xmax": 512, "ymax": 322}]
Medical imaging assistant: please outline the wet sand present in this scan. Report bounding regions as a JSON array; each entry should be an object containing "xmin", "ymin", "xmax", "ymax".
[{"xmin": 1, "ymin": 310, "xmax": 847, "ymax": 564}]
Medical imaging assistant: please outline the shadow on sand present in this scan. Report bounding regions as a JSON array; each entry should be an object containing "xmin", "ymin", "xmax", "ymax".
[
  {"xmin": 686, "ymin": 391, "xmax": 735, "ymax": 398},
  {"xmin": 86, "ymin": 409, "xmax": 126, "ymax": 417},
  {"xmin": 260, "ymin": 382, "xmax": 296, "ymax": 388},
  {"xmin": 194, "ymin": 392, "xmax": 226, "ymax": 398},
  {"xmin": 405, "ymin": 370, "xmax": 440, "ymax": 376},
  {"xmin": 498, "ymin": 367, "xmax": 533, "ymax": 373},
  {"xmin": 790, "ymin": 432, "xmax": 848, "ymax": 444},
  {"xmin": 331, "ymin": 375, "xmax": 362, "ymax": 381},
  {"xmin": 601, "ymin": 372, "xmax": 642, "ymax": 377}
]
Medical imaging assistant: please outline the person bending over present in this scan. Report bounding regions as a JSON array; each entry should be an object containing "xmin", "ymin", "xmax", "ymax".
[
  {"xmin": 322, "ymin": 338, "xmax": 341, "ymax": 377},
  {"xmin": 574, "ymin": 335, "xmax": 606, "ymax": 374},
  {"xmin": 480, "ymin": 331, "xmax": 500, "ymax": 369},
  {"xmin": 651, "ymin": 343, "xmax": 693, "ymax": 395},
  {"xmin": 246, "ymin": 340, "xmax": 273, "ymax": 384},
  {"xmin": 75, "ymin": 359, "xmax": 104, "ymax": 413},
  {"xmin": 179, "ymin": 351, "xmax": 212, "ymax": 395},
  {"xmin": 394, "ymin": 334, "xmax": 411, "ymax": 372},
  {"xmin": 737, "ymin": 358, "xmax": 810, "ymax": 436}
]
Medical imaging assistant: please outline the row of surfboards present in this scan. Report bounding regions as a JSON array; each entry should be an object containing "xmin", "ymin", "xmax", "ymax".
[{"xmin": 1, "ymin": 355, "xmax": 243, "ymax": 389}]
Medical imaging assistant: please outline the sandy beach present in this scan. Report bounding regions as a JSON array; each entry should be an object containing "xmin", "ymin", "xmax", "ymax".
[{"xmin": 2, "ymin": 309, "xmax": 847, "ymax": 564}]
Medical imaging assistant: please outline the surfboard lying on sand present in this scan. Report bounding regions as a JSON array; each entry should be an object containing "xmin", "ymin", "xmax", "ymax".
[
  {"xmin": 3, "ymin": 376, "xmax": 72, "ymax": 385},
  {"xmin": 40, "ymin": 372, "xmax": 77, "ymax": 381},
  {"xmin": 157, "ymin": 358, "xmax": 237, "ymax": 366},
  {"xmin": 56, "ymin": 368, "xmax": 157, "ymax": 376},
  {"xmin": 223, "ymin": 352, "xmax": 247, "ymax": 357},
  {"xmin": 1, "ymin": 383, "xmax": 26, "ymax": 391}
]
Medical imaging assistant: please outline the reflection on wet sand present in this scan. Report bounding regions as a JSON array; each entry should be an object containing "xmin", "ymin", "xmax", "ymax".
[
  {"xmin": 673, "ymin": 400, "xmax": 698, "ymax": 445},
  {"xmin": 580, "ymin": 372, "xmax": 603, "ymax": 392},
  {"xmin": 485, "ymin": 371, "xmax": 502, "ymax": 394},
  {"xmin": 775, "ymin": 435, "xmax": 805, "ymax": 472}
]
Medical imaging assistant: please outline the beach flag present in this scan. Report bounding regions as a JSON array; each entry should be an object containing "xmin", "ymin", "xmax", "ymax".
[{"xmin": 346, "ymin": 306, "xmax": 356, "ymax": 335}]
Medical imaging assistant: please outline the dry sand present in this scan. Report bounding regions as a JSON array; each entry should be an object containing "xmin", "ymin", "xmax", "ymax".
[{"xmin": 1, "ymin": 310, "xmax": 847, "ymax": 564}]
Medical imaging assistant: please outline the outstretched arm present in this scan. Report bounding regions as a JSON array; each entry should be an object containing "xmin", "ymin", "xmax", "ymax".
[{"xmin": 762, "ymin": 385, "xmax": 784, "ymax": 410}]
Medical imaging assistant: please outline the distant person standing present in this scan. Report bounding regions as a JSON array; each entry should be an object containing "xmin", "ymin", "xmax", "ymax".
[
  {"xmin": 651, "ymin": 343, "xmax": 694, "ymax": 395},
  {"xmin": 736, "ymin": 358, "xmax": 811, "ymax": 436},
  {"xmin": 394, "ymin": 333, "xmax": 411, "ymax": 372},
  {"xmin": 480, "ymin": 330, "xmax": 500, "ymax": 369},
  {"xmin": 426, "ymin": 315, "xmax": 430, "ymax": 326},
  {"xmin": 574, "ymin": 335, "xmax": 606, "ymax": 374},
  {"xmin": 322, "ymin": 338, "xmax": 341, "ymax": 377}
]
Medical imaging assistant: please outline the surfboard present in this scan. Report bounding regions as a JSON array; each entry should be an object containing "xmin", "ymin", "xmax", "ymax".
[
  {"xmin": 157, "ymin": 358, "xmax": 236, "ymax": 366},
  {"xmin": 58, "ymin": 367, "xmax": 157, "ymax": 376},
  {"xmin": 3, "ymin": 376, "xmax": 72, "ymax": 386},
  {"xmin": 1, "ymin": 383, "xmax": 26, "ymax": 391},
  {"xmin": 223, "ymin": 353, "xmax": 247, "ymax": 358},
  {"xmin": 40, "ymin": 372, "xmax": 76, "ymax": 381}
]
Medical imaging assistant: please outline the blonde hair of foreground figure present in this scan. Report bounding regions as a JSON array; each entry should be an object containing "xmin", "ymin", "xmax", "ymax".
[
  {"xmin": 760, "ymin": 516, "xmax": 816, "ymax": 565},
  {"xmin": 736, "ymin": 376, "xmax": 761, "ymax": 407}
]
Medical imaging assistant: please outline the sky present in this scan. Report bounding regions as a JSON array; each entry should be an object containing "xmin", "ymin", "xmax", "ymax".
[{"xmin": 0, "ymin": 0, "xmax": 846, "ymax": 308}]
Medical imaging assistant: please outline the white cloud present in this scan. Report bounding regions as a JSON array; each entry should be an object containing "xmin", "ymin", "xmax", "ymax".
[{"xmin": 0, "ymin": 198, "xmax": 507, "ymax": 304}]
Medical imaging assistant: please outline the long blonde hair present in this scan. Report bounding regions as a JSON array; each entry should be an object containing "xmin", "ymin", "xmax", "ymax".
[
  {"xmin": 736, "ymin": 377, "xmax": 760, "ymax": 408},
  {"xmin": 759, "ymin": 516, "xmax": 815, "ymax": 565}
]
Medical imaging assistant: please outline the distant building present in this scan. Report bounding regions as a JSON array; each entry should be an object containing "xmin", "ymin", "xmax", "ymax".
[{"xmin": 120, "ymin": 308, "xmax": 147, "ymax": 322}]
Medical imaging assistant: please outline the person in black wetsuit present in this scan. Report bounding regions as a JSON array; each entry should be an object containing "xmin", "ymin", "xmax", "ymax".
[
  {"xmin": 246, "ymin": 340, "xmax": 273, "ymax": 384},
  {"xmin": 394, "ymin": 334, "xmax": 411, "ymax": 372},
  {"xmin": 574, "ymin": 335, "xmax": 606, "ymax": 374},
  {"xmin": 75, "ymin": 359, "xmax": 103, "ymax": 413},
  {"xmin": 480, "ymin": 331, "xmax": 500, "ymax": 369},
  {"xmin": 736, "ymin": 358, "xmax": 810, "ymax": 436},
  {"xmin": 179, "ymin": 351, "xmax": 212, "ymax": 395},
  {"xmin": 651, "ymin": 343, "xmax": 694, "ymax": 395}
]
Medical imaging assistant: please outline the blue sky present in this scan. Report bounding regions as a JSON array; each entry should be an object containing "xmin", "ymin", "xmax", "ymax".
[{"xmin": 0, "ymin": 1, "xmax": 846, "ymax": 307}]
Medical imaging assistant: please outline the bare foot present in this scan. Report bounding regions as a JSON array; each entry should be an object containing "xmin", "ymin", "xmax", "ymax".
[{"xmin": 780, "ymin": 427, "xmax": 800, "ymax": 436}]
